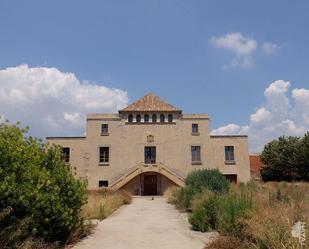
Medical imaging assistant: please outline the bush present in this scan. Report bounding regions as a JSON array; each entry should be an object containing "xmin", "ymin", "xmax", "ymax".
[
  {"xmin": 169, "ymin": 170, "xmax": 229, "ymax": 210},
  {"xmin": 188, "ymin": 185, "xmax": 252, "ymax": 238},
  {"xmin": 0, "ymin": 121, "xmax": 87, "ymax": 246},
  {"xmin": 167, "ymin": 187, "xmax": 195, "ymax": 210},
  {"xmin": 189, "ymin": 193, "xmax": 217, "ymax": 232},
  {"xmin": 185, "ymin": 169, "xmax": 229, "ymax": 194}
]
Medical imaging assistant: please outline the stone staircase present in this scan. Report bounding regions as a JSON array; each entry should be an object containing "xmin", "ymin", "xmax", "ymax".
[{"xmin": 109, "ymin": 162, "xmax": 185, "ymax": 190}]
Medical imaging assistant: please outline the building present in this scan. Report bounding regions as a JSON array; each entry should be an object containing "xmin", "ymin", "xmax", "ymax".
[
  {"xmin": 46, "ymin": 93, "xmax": 250, "ymax": 195},
  {"xmin": 249, "ymin": 154, "xmax": 263, "ymax": 180}
]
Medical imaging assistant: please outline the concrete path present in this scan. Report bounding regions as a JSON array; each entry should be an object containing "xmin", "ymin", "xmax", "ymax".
[{"xmin": 72, "ymin": 197, "xmax": 216, "ymax": 249}]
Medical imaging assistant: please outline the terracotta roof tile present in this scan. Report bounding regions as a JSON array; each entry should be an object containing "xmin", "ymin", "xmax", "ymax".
[{"xmin": 119, "ymin": 93, "xmax": 181, "ymax": 112}]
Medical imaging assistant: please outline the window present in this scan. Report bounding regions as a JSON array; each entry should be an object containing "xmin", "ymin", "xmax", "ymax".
[
  {"xmin": 225, "ymin": 146, "xmax": 235, "ymax": 161},
  {"xmin": 99, "ymin": 180, "xmax": 109, "ymax": 187},
  {"xmin": 191, "ymin": 146, "xmax": 201, "ymax": 163},
  {"xmin": 160, "ymin": 114, "xmax": 165, "ymax": 123},
  {"xmin": 136, "ymin": 114, "xmax": 141, "ymax": 123},
  {"xmin": 144, "ymin": 114, "xmax": 149, "ymax": 123},
  {"xmin": 128, "ymin": 114, "xmax": 133, "ymax": 123},
  {"xmin": 152, "ymin": 114, "xmax": 157, "ymax": 123},
  {"xmin": 99, "ymin": 147, "xmax": 109, "ymax": 164},
  {"xmin": 192, "ymin": 123, "xmax": 199, "ymax": 133},
  {"xmin": 62, "ymin": 147, "xmax": 70, "ymax": 163},
  {"xmin": 168, "ymin": 114, "xmax": 173, "ymax": 123},
  {"xmin": 101, "ymin": 124, "xmax": 108, "ymax": 135},
  {"xmin": 144, "ymin": 146, "xmax": 156, "ymax": 164}
]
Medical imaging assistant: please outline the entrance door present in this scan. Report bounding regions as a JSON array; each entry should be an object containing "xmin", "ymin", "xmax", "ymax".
[{"xmin": 144, "ymin": 175, "xmax": 157, "ymax": 195}]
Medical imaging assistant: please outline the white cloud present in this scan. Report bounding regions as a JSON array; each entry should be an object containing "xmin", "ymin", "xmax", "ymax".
[
  {"xmin": 210, "ymin": 32, "xmax": 257, "ymax": 69},
  {"xmin": 0, "ymin": 64, "xmax": 129, "ymax": 137},
  {"xmin": 210, "ymin": 32, "xmax": 257, "ymax": 56},
  {"xmin": 212, "ymin": 80, "xmax": 309, "ymax": 152},
  {"xmin": 63, "ymin": 112, "xmax": 82, "ymax": 125},
  {"xmin": 210, "ymin": 32, "xmax": 281, "ymax": 68},
  {"xmin": 212, "ymin": 124, "xmax": 249, "ymax": 135},
  {"xmin": 250, "ymin": 107, "xmax": 271, "ymax": 123},
  {"xmin": 262, "ymin": 42, "xmax": 279, "ymax": 55}
]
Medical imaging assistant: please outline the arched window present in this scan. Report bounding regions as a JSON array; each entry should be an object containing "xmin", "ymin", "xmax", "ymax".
[
  {"xmin": 168, "ymin": 114, "xmax": 173, "ymax": 123},
  {"xmin": 152, "ymin": 114, "xmax": 157, "ymax": 123},
  {"xmin": 136, "ymin": 114, "xmax": 141, "ymax": 123},
  {"xmin": 160, "ymin": 114, "xmax": 165, "ymax": 123},
  {"xmin": 144, "ymin": 114, "xmax": 149, "ymax": 123},
  {"xmin": 128, "ymin": 114, "xmax": 133, "ymax": 123}
]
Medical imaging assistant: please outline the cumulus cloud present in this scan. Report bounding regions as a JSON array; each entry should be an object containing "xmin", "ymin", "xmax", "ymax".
[
  {"xmin": 0, "ymin": 64, "xmax": 128, "ymax": 137},
  {"xmin": 262, "ymin": 42, "xmax": 279, "ymax": 55},
  {"xmin": 210, "ymin": 32, "xmax": 257, "ymax": 69},
  {"xmin": 212, "ymin": 80, "xmax": 309, "ymax": 152},
  {"xmin": 210, "ymin": 32, "xmax": 280, "ymax": 68},
  {"xmin": 250, "ymin": 108, "xmax": 271, "ymax": 123},
  {"xmin": 212, "ymin": 124, "xmax": 249, "ymax": 135}
]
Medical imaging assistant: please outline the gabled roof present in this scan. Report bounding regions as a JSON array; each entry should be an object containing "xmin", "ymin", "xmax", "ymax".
[{"xmin": 119, "ymin": 93, "xmax": 181, "ymax": 112}]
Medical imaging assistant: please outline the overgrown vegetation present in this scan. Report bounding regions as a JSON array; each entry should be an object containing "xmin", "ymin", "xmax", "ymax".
[
  {"xmin": 167, "ymin": 170, "xmax": 309, "ymax": 249},
  {"xmin": 168, "ymin": 169, "xmax": 229, "ymax": 210},
  {"xmin": 185, "ymin": 169, "xmax": 230, "ymax": 193},
  {"xmin": 0, "ymin": 121, "xmax": 88, "ymax": 248},
  {"xmin": 0, "ymin": 121, "xmax": 133, "ymax": 248},
  {"xmin": 81, "ymin": 189, "xmax": 132, "ymax": 220},
  {"xmin": 261, "ymin": 133, "xmax": 309, "ymax": 181}
]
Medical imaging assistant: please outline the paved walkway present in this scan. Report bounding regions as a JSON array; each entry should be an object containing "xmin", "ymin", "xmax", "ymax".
[{"xmin": 72, "ymin": 197, "xmax": 216, "ymax": 249}]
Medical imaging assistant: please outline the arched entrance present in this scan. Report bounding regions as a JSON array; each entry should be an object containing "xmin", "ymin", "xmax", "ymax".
[
  {"xmin": 120, "ymin": 172, "xmax": 178, "ymax": 195},
  {"xmin": 109, "ymin": 163, "xmax": 185, "ymax": 195}
]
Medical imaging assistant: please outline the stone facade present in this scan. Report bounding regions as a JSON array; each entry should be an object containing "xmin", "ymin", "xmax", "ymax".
[{"xmin": 46, "ymin": 93, "xmax": 250, "ymax": 195}]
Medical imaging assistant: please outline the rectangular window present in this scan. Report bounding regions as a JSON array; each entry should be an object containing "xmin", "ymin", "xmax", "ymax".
[
  {"xmin": 99, "ymin": 147, "xmax": 109, "ymax": 164},
  {"xmin": 191, "ymin": 146, "xmax": 201, "ymax": 162},
  {"xmin": 62, "ymin": 147, "xmax": 70, "ymax": 163},
  {"xmin": 225, "ymin": 146, "xmax": 235, "ymax": 161},
  {"xmin": 192, "ymin": 123, "xmax": 199, "ymax": 133},
  {"xmin": 144, "ymin": 146, "xmax": 156, "ymax": 164},
  {"xmin": 101, "ymin": 124, "xmax": 108, "ymax": 135},
  {"xmin": 99, "ymin": 180, "xmax": 109, "ymax": 187}
]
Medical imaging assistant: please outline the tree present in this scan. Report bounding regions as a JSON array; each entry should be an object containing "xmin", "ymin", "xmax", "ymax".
[
  {"xmin": 298, "ymin": 132, "xmax": 309, "ymax": 181},
  {"xmin": 260, "ymin": 135, "xmax": 308, "ymax": 181},
  {"xmin": 0, "ymin": 121, "xmax": 87, "ymax": 246}
]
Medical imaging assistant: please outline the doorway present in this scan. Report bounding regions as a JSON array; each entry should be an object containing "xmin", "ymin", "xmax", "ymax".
[{"xmin": 144, "ymin": 175, "xmax": 157, "ymax": 195}]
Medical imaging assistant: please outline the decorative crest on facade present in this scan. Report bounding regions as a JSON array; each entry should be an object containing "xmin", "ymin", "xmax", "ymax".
[{"xmin": 147, "ymin": 134, "xmax": 154, "ymax": 143}]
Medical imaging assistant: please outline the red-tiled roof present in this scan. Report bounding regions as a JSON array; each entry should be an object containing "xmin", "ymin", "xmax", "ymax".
[{"xmin": 119, "ymin": 93, "xmax": 181, "ymax": 112}]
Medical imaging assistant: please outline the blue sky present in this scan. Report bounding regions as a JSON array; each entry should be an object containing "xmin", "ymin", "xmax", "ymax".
[{"xmin": 0, "ymin": 0, "xmax": 309, "ymax": 151}]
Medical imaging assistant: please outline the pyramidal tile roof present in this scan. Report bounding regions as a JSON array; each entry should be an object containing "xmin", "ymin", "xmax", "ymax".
[{"xmin": 119, "ymin": 93, "xmax": 181, "ymax": 112}]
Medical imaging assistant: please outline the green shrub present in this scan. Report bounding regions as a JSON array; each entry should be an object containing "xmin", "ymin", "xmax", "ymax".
[
  {"xmin": 188, "ymin": 186, "xmax": 252, "ymax": 238},
  {"xmin": 188, "ymin": 203, "xmax": 209, "ymax": 232},
  {"xmin": 185, "ymin": 169, "xmax": 229, "ymax": 194},
  {"xmin": 171, "ymin": 187, "xmax": 195, "ymax": 210},
  {"xmin": 216, "ymin": 190, "xmax": 252, "ymax": 238},
  {"xmin": 0, "ymin": 121, "xmax": 87, "ymax": 246},
  {"xmin": 189, "ymin": 194, "xmax": 218, "ymax": 232},
  {"xmin": 170, "ymin": 170, "xmax": 229, "ymax": 210}
]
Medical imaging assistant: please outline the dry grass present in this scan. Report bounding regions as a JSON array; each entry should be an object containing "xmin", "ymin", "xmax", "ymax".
[
  {"xmin": 164, "ymin": 186, "xmax": 180, "ymax": 204},
  {"xmin": 245, "ymin": 182, "xmax": 309, "ymax": 249},
  {"xmin": 203, "ymin": 182, "xmax": 309, "ymax": 249},
  {"xmin": 80, "ymin": 188, "xmax": 132, "ymax": 220},
  {"xmin": 205, "ymin": 236, "xmax": 245, "ymax": 249}
]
